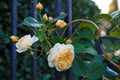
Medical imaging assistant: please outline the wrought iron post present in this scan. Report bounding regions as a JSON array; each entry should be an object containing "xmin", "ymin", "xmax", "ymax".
[
  {"xmin": 65, "ymin": 0, "xmax": 72, "ymax": 80},
  {"xmin": 54, "ymin": 0, "xmax": 62, "ymax": 80},
  {"xmin": 31, "ymin": 0, "xmax": 38, "ymax": 80},
  {"xmin": 65, "ymin": 0, "xmax": 72, "ymax": 37},
  {"xmin": 10, "ymin": 0, "xmax": 17, "ymax": 80},
  {"xmin": 54, "ymin": 0, "xmax": 61, "ymax": 17}
]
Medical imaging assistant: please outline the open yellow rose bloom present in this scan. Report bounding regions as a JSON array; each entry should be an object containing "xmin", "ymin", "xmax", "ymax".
[
  {"xmin": 47, "ymin": 43, "xmax": 74, "ymax": 71},
  {"xmin": 16, "ymin": 34, "xmax": 38, "ymax": 53}
]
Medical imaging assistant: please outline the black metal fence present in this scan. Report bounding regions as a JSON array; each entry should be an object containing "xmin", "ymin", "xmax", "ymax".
[
  {"xmin": 10, "ymin": 0, "xmax": 73, "ymax": 80},
  {"xmin": 10, "ymin": 0, "xmax": 120, "ymax": 80}
]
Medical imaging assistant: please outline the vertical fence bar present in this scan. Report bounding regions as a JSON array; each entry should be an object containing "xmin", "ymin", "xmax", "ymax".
[
  {"xmin": 65, "ymin": 0, "xmax": 72, "ymax": 37},
  {"xmin": 65, "ymin": 0, "xmax": 72, "ymax": 80},
  {"xmin": 31, "ymin": 0, "xmax": 38, "ymax": 80},
  {"xmin": 10, "ymin": 0, "xmax": 17, "ymax": 80},
  {"xmin": 54, "ymin": 0, "xmax": 62, "ymax": 80},
  {"xmin": 54, "ymin": 0, "xmax": 62, "ymax": 36},
  {"xmin": 54, "ymin": 0, "xmax": 61, "ymax": 17}
]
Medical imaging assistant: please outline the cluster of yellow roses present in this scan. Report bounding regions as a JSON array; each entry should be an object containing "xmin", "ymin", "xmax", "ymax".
[{"xmin": 10, "ymin": 2, "xmax": 74, "ymax": 71}]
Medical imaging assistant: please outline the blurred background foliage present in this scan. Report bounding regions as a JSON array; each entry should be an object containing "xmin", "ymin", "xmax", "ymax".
[{"xmin": 0, "ymin": 0, "xmax": 101, "ymax": 80}]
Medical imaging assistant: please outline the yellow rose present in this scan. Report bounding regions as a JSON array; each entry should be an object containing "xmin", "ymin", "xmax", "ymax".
[
  {"xmin": 10, "ymin": 36, "xmax": 18, "ymax": 42},
  {"xmin": 47, "ymin": 43, "xmax": 74, "ymax": 71},
  {"xmin": 16, "ymin": 34, "xmax": 38, "ymax": 53},
  {"xmin": 36, "ymin": 2, "xmax": 43, "ymax": 10},
  {"xmin": 55, "ymin": 20, "xmax": 67, "ymax": 28}
]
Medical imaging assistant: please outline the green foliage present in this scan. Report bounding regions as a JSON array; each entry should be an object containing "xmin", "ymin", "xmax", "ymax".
[
  {"xmin": 113, "ymin": 40, "xmax": 120, "ymax": 50},
  {"xmin": 52, "ymin": 13, "xmax": 67, "ymax": 23},
  {"xmin": 73, "ymin": 43, "xmax": 97, "ymax": 56},
  {"xmin": 22, "ymin": 17, "xmax": 42, "ymax": 27},
  {"xmin": 94, "ymin": 14, "xmax": 112, "ymax": 21},
  {"xmin": 85, "ymin": 47, "xmax": 98, "ymax": 56},
  {"xmin": 78, "ymin": 27, "xmax": 94, "ymax": 39},
  {"xmin": 97, "ymin": 10, "xmax": 120, "ymax": 36},
  {"xmin": 110, "ymin": 10, "xmax": 120, "ymax": 26},
  {"xmin": 52, "ymin": 37, "xmax": 64, "ymax": 44},
  {"xmin": 86, "ymin": 61, "xmax": 106, "ymax": 80},
  {"xmin": 86, "ymin": 55, "xmax": 106, "ymax": 80},
  {"xmin": 72, "ymin": 55, "xmax": 106, "ymax": 80},
  {"xmin": 0, "ymin": 1, "xmax": 11, "ymax": 79},
  {"xmin": 73, "ymin": 43, "xmax": 86, "ymax": 53},
  {"xmin": 72, "ymin": 56, "xmax": 86, "ymax": 76},
  {"xmin": 102, "ymin": 39, "xmax": 113, "ymax": 48},
  {"xmin": 110, "ymin": 27, "xmax": 120, "ymax": 38},
  {"xmin": 102, "ymin": 39, "xmax": 120, "ymax": 53},
  {"xmin": 2, "ymin": 0, "xmax": 119, "ymax": 80},
  {"xmin": 72, "ymin": 0, "xmax": 100, "ymax": 20}
]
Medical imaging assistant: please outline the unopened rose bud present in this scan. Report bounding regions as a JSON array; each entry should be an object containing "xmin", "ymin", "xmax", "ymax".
[
  {"xmin": 10, "ymin": 36, "xmax": 18, "ymax": 42},
  {"xmin": 46, "ymin": 50, "xmax": 50, "ymax": 55},
  {"xmin": 65, "ymin": 39, "xmax": 72, "ymax": 44},
  {"xmin": 56, "ymin": 20, "xmax": 67, "ymax": 28},
  {"xmin": 48, "ymin": 17, "xmax": 53, "ymax": 21},
  {"xmin": 42, "ymin": 14, "xmax": 48, "ymax": 21},
  {"xmin": 30, "ymin": 51, "xmax": 34, "ymax": 56},
  {"xmin": 36, "ymin": 2, "xmax": 43, "ymax": 10},
  {"xmin": 104, "ymin": 53, "xmax": 112, "ymax": 60},
  {"xmin": 116, "ymin": 65, "xmax": 120, "ymax": 70}
]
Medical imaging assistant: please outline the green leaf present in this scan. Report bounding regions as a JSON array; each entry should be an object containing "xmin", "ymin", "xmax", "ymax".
[
  {"xmin": 80, "ymin": 23, "xmax": 97, "ymax": 32},
  {"xmin": 113, "ymin": 40, "xmax": 120, "ymax": 50},
  {"xmin": 72, "ymin": 56, "xmax": 86, "ymax": 76},
  {"xmin": 52, "ymin": 13, "xmax": 67, "ymax": 23},
  {"xmin": 110, "ymin": 10, "xmax": 120, "ymax": 25},
  {"xmin": 51, "ymin": 37, "xmax": 64, "ymax": 45},
  {"xmin": 71, "ymin": 37, "xmax": 80, "ymax": 43},
  {"xmin": 85, "ymin": 55, "xmax": 105, "ymax": 79},
  {"xmin": 22, "ymin": 17, "xmax": 42, "ymax": 27},
  {"xmin": 102, "ymin": 39, "xmax": 113, "ymax": 48},
  {"xmin": 78, "ymin": 27, "xmax": 95, "ymax": 40},
  {"xmin": 73, "ymin": 43, "xmax": 97, "ymax": 56},
  {"xmin": 94, "ymin": 14, "xmax": 112, "ymax": 21},
  {"xmin": 110, "ymin": 27, "xmax": 120, "ymax": 38},
  {"xmin": 77, "ymin": 23, "xmax": 96, "ymax": 40},
  {"xmin": 86, "ymin": 61, "xmax": 106, "ymax": 79},
  {"xmin": 73, "ymin": 43, "xmax": 86, "ymax": 53},
  {"xmin": 85, "ymin": 47, "xmax": 98, "ymax": 56},
  {"xmin": 92, "ymin": 55, "xmax": 104, "ymax": 63},
  {"xmin": 79, "ymin": 38, "xmax": 94, "ymax": 47},
  {"xmin": 104, "ymin": 48, "xmax": 114, "ymax": 53}
]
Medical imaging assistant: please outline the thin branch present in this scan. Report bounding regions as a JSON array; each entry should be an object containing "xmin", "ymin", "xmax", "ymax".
[{"xmin": 61, "ymin": 19, "xmax": 100, "ymax": 38}]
